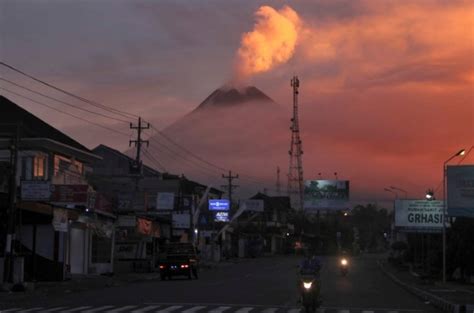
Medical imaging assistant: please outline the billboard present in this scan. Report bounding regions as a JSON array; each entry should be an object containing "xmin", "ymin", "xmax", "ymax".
[
  {"xmin": 209, "ymin": 199, "xmax": 230, "ymax": 211},
  {"xmin": 395, "ymin": 200, "xmax": 444, "ymax": 231},
  {"xmin": 447, "ymin": 165, "xmax": 474, "ymax": 218},
  {"xmin": 215, "ymin": 211, "xmax": 230, "ymax": 222},
  {"xmin": 240, "ymin": 199, "xmax": 264, "ymax": 212},
  {"xmin": 304, "ymin": 180, "xmax": 350, "ymax": 210}
]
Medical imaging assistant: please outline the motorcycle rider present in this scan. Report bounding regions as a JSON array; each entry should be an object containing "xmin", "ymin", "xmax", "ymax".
[{"xmin": 298, "ymin": 249, "xmax": 322, "ymax": 306}]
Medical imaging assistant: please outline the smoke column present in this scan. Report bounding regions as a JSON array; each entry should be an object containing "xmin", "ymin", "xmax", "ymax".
[{"xmin": 233, "ymin": 5, "xmax": 301, "ymax": 81}]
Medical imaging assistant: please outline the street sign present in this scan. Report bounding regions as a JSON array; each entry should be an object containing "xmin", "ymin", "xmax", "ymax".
[
  {"xmin": 208, "ymin": 199, "xmax": 230, "ymax": 211},
  {"xmin": 172, "ymin": 211, "xmax": 191, "ymax": 229}
]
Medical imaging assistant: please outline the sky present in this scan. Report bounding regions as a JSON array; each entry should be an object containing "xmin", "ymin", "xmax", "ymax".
[{"xmin": 1, "ymin": 0, "xmax": 473, "ymax": 205}]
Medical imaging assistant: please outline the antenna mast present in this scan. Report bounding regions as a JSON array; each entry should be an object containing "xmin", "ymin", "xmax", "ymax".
[{"xmin": 287, "ymin": 76, "xmax": 304, "ymax": 210}]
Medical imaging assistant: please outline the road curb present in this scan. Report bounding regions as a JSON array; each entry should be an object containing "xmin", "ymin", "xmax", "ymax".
[{"xmin": 377, "ymin": 260, "xmax": 462, "ymax": 313}]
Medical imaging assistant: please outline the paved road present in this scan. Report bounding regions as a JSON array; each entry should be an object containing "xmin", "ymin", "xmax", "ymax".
[{"xmin": 0, "ymin": 255, "xmax": 441, "ymax": 312}]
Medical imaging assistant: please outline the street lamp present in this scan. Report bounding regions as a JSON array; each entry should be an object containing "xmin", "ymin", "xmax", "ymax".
[
  {"xmin": 442, "ymin": 148, "xmax": 465, "ymax": 283},
  {"xmin": 425, "ymin": 190, "xmax": 434, "ymax": 200},
  {"xmin": 390, "ymin": 186, "xmax": 408, "ymax": 199},
  {"xmin": 384, "ymin": 188, "xmax": 398, "ymax": 199}
]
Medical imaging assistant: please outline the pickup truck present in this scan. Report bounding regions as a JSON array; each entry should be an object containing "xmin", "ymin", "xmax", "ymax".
[{"xmin": 159, "ymin": 243, "xmax": 199, "ymax": 280}]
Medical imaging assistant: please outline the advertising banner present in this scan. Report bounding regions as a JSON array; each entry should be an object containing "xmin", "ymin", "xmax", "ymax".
[
  {"xmin": 395, "ymin": 200, "xmax": 444, "ymax": 231},
  {"xmin": 51, "ymin": 185, "xmax": 88, "ymax": 203},
  {"xmin": 52, "ymin": 208, "xmax": 68, "ymax": 232},
  {"xmin": 21, "ymin": 181, "xmax": 51, "ymax": 201},
  {"xmin": 240, "ymin": 199, "xmax": 264, "ymax": 212},
  {"xmin": 304, "ymin": 180, "xmax": 350, "ymax": 210},
  {"xmin": 172, "ymin": 212, "xmax": 191, "ymax": 229},
  {"xmin": 209, "ymin": 199, "xmax": 230, "ymax": 211},
  {"xmin": 156, "ymin": 192, "xmax": 175, "ymax": 210},
  {"xmin": 215, "ymin": 211, "xmax": 230, "ymax": 222},
  {"xmin": 447, "ymin": 165, "xmax": 474, "ymax": 218}
]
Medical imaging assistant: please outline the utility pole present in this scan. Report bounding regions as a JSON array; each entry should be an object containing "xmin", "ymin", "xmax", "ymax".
[
  {"xmin": 129, "ymin": 117, "xmax": 150, "ymax": 172},
  {"xmin": 287, "ymin": 76, "xmax": 304, "ymax": 210},
  {"xmin": 222, "ymin": 170, "xmax": 239, "ymax": 210},
  {"xmin": 4, "ymin": 124, "xmax": 19, "ymax": 283},
  {"xmin": 276, "ymin": 166, "xmax": 281, "ymax": 196},
  {"xmin": 129, "ymin": 117, "xmax": 149, "ymax": 190}
]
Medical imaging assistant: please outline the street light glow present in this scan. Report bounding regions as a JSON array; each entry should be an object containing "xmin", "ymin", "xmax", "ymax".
[{"xmin": 458, "ymin": 149, "xmax": 466, "ymax": 156}]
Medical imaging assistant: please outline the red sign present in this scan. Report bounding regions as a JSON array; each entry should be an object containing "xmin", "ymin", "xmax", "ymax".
[{"xmin": 51, "ymin": 185, "xmax": 88, "ymax": 203}]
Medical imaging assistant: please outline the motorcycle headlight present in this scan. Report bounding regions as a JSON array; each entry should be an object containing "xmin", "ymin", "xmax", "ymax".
[
  {"xmin": 303, "ymin": 281, "xmax": 313, "ymax": 289},
  {"xmin": 341, "ymin": 259, "xmax": 348, "ymax": 266}
]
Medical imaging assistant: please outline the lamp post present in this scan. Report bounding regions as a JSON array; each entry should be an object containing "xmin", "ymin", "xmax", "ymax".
[
  {"xmin": 442, "ymin": 148, "xmax": 465, "ymax": 284},
  {"xmin": 384, "ymin": 188, "xmax": 398, "ymax": 199},
  {"xmin": 390, "ymin": 186, "xmax": 408, "ymax": 199}
]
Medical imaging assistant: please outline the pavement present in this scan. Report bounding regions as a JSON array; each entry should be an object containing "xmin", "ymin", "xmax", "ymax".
[
  {"xmin": 378, "ymin": 260, "xmax": 474, "ymax": 313},
  {"xmin": 0, "ymin": 254, "xmax": 446, "ymax": 312}
]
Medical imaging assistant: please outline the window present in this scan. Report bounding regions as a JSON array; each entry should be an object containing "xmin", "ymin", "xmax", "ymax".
[
  {"xmin": 21, "ymin": 154, "xmax": 47, "ymax": 180},
  {"xmin": 33, "ymin": 155, "xmax": 45, "ymax": 178}
]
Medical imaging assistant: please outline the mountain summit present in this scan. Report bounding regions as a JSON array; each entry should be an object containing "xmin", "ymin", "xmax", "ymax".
[{"xmin": 196, "ymin": 86, "xmax": 274, "ymax": 110}]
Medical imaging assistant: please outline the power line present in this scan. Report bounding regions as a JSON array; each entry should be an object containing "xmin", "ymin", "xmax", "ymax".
[
  {"xmin": 0, "ymin": 61, "xmax": 138, "ymax": 120},
  {"xmin": 142, "ymin": 149, "xmax": 166, "ymax": 172},
  {"xmin": 0, "ymin": 87, "xmax": 130, "ymax": 137},
  {"xmin": 0, "ymin": 78, "xmax": 130, "ymax": 124}
]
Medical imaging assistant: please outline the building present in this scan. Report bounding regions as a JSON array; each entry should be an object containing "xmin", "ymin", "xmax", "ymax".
[{"xmin": 0, "ymin": 96, "xmax": 115, "ymax": 281}]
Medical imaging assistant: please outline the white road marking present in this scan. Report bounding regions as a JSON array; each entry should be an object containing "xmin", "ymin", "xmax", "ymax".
[
  {"xmin": 338, "ymin": 310, "xmax": 350, "ymax": 313},
  {"xmin": 130, "ymin": 305, "xmax": 161, "ymax": 313},
  {"xmin": 83, "ymin": 306, "xmax": 115, "ymax": 313},
  {"xmin": 234, "ymin": 308, "xmax": 254, "ymax": 313},
  {"xmin": 387, "ymin": 311, "xmax": 399, "ymax": 313},
  {"xmin": 182, "ymin": 306, "xmax": 206, "ymax": 313},
  {"xmin": 362, "ymin": 311, "xmax": 374, "ymax": 313},
  {"xmin": 105, "ymin": 305, "xmax": 139, "ymax": 312},
  {"xmin": 287, "ymin": 309, "xmax": 301, "ymax": 313},
  {"xmin": 18, "ymin": 308, "xmax": 44, "ymax": 312},
  {"xmin": 156, "ymin": 306, "xmax": 183, "ymax": 313},
  {"xmin": 1, "ymin": 309, "xmax": 22, "ymax": 313},
  {"xmin": 61, "ymin": 306, "xmax": 92, "ymax": 312},
  {"xmin": 261, "ymin": 309, "xmax": 278, "ymax": 313},
  {"xmin": 41, "ymin": 307, "xmax": 68, "ymax": 312},
  {"xmin": 208, "ymin": 306, "xmax": 231, "ymax": 313}
]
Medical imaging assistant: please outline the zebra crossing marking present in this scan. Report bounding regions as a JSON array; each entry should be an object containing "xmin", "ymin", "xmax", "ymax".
[
  {"xmin": 105, "ymin": 305, "xmax": 139, "ymax": 312},
  {"xmin": 234, "ymin": 307, "xmax": 254, "ymax": 313},
  {"xmin": 156, "ymin": 305, "xmax": 183, "ymax": 312},
  {"xmin": 182, "ymin": 306, "xmax": 206, "ymax": 313},
  {"xmin": 83, "ymin": 305, "xmax": 115, "ymax": 313},
  {"xmin": 41, "ymin": 307, "xmax": 68, "ymax": 312},
  {"xmin": 208, "ymin": 306, "xmax": 232, "ymax": 313},
  {"xmin": 130, "ymin": 305, "xmax": 161, "ymax": 313},
  {"xmin": 61, "ymin": 306, "xmax": 93, "ymax": 312}
]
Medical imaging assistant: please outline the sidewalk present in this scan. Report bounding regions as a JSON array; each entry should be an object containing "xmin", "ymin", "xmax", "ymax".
[{"xmin": 378, "ymin": 260, "xmax": 474, "ymax": 313}]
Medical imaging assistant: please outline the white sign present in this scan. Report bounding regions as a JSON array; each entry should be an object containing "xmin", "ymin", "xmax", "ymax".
[
  {"xmin": 172, "ymin": 212, "xmax": 191, "ymax": 229},
  {"xmin": 156, "ymin": 192, "xmax": 175, "ymax": 210},
  {"xmin": 240, "ymin": 199, "xmax": 264, "ymax": 212},
  {"xmin": 447, "ymin": 165, "xmax": 474, "ymax": 218},
  {"xmin": 117, "ymin": 216, "xmax": 136, "ymax": 227},
  {"xmin": 395, "ymin": 200, "xmax": 444, "ymax": 230},
  {"xmin": 52, "ymin": 208, "xmax": 68, "ymax": 232},
  {"xmin": 21, "ymin": 181, "xmax": 51, "ymax": 201}
]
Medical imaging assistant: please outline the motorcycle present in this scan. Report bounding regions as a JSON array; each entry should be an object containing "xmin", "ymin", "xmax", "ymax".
[
  {"xmin": 299, "ymin": 274, "xmax": 320, "ymax": 313},
  {"xmin": 340, "ymin": 258, "xmax": 349, "ymax": 276}
]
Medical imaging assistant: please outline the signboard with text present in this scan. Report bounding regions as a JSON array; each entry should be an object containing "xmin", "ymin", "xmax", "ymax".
[
  {"xmin": 215, "ymin": 211, "xmax": 230, "ymax": 222},
  {"xmin": 304, "ymin": 180, "xmax": 350, "ymax": 210},
  {"xmin": 447, "ymin": 165, "xmax": 474, "ymax": 218},
  {"xmin": 395, "ymin": 200, "xmax": 445, "ymax": 232},
  {"xmin": 208, "ymin": 199, "xmax": 230, "ymax": 211},
  {"xmin": 21, "ymin": 181, "xmax": 51, "ymax": 201},
  {"xmin": 51, "ymin": 184, "xmax": 88, "ymax": 203},
  {"xmin": 172, "ymin": 212, "xmax": 191, "ymax": 229}
]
